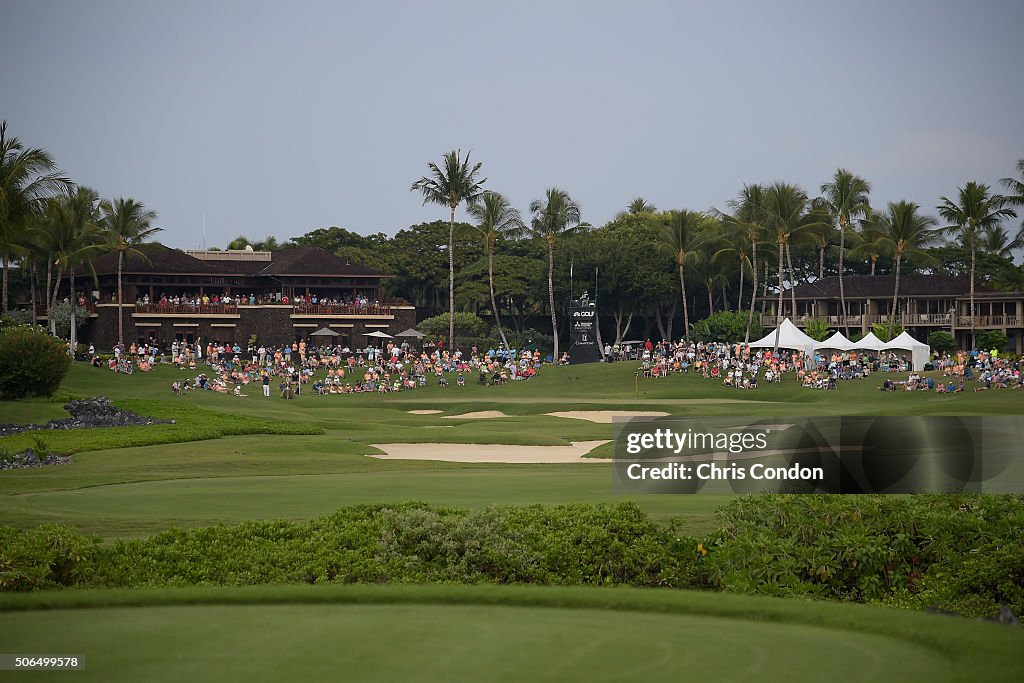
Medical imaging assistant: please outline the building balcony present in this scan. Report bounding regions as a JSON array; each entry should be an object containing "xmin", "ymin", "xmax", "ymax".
[
  {"xmin": 291, "ymin": 303, "xmax": 393, "ymax": 318},
  {"xmin": 132, "ymin": 303, "xmax": 239, "ymax": 316}
]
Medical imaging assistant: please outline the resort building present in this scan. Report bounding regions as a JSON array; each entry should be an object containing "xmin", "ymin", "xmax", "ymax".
[
  {"xmin": 56, "ymin": 244, "xmax": 415, "ymax": 349},
  {"xmin": 762, "ymin": 274, "xmax": 1024, "ymax": 353}
]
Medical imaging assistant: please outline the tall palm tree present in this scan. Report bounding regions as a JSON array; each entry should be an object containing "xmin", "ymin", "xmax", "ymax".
[
  {"xmin": 762, "ymin": 182, "xmax": 812, "ymax": 348},
  {"xmin": 467, "ymin": 191, "xmax": 524, "ymax": 351},
  {"xmin": 720, "ymin": 184, "xmax": 768, "ymax": 342},
  {"xmin": 660, "ymin": 209, "xmax": 706, "ymax": 340},
  {"xmin": 820, "ymin": 169, "xmax": 871, "ymax": 336},
  {"xmin": 866, "ymin": 201, "xmax": 938, "ymax": 338},
  {"xmin": 0, "ymin": 121, "xmax": 72, "ymax": 314},
  {"xmin": 100, "ymin": 197, "xmax": 161, "ymax": 345},
  {"xmin": 410, "ymin": 150, "xmax": 486, "ymax": 350},
  {"xmin": 937, "ymin": 182, "xmax": 1016, "ymax": 349},
  {"xmin": 528, "ymin": 188, "xmax": 583, "ymax": 362},
  {"xmin": 46, "ymin": 187, "xmax": 103, "ymax": 352}
]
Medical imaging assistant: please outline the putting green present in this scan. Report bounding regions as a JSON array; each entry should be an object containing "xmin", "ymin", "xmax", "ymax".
[{"xmin": 0, "ymin": 603, "xmax": 945, "ymax": 683}]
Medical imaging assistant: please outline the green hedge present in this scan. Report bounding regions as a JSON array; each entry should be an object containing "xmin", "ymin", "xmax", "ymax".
[
  {"xmin": 0, "ymin": 326, "xmax": 71, "ymax": 399},
  {"xmin": 2, "ymin": 497, "xmax": 1021, "ymax": 618}
]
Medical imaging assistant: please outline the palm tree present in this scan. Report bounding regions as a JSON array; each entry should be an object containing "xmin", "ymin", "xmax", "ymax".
[
  {"xmin": 846, "ymin": 221, "xmax": 887, "ymax": 275},
  {"xmin": 660, "ymin": 210, "xmax": 706, "ymax": 340},
  {"xmin": 100, "ymin": 197, "xmax": 161, "ymax": 345},
  {"xmin": 762, "ymin": 182, "xmax": 812, "ymax": 335},
  {"xmin": 528, "ymin": 188, "xmax": 583, "ymax": 362},
  {"xmin": 720, "ymin": 184, "xmax": 768, "ymax": 342},
  {"xmin": 0, "ymin": 121, "xmax": 72, "ymax": 314},
  {"xmin": 46, "ymin": 187, "xmax": 103, "ymax": 352},
  {"xmin": 627, "ymin": 197, "xmax": 656, "ymax": 214},
  {"xmin": 1000, "ymin": 158, "xmax": 1024, "ymax": 240},
  {"xmin": 410, "ymin": 150, "xmax": 486, "ymax": 350},
  {"xmin": 979, "ymin": 225, "xmax": 1022, "ymax": 259},
  {"xmin": 467, "ymin": 191, "xmax": 524, "ymax": 350},
  {"xmin": 937, "ymin": 182, "xmax": 1016, "ymax": 349},
  {"xmin": 820, "ymin": 169, "xmax": 871, "ymax": 336},
  {"xmin": 866, "ymin": 201, "xmax": 938, "ymax": 338}
]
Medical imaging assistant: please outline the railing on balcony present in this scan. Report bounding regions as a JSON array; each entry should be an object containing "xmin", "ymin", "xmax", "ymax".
[
  {"xmin": 292, "ymin": 303, "xmax": 392, "ymax": 316},
  {"xmin": 134, "ymin": 303, "xmax": 238, "ymax": 315},
  {"xmin": 957, "ymin": 315, "xmax": 1020, "ymax": 328}
]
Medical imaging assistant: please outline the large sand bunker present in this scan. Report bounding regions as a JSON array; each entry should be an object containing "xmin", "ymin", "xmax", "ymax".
[
  {"xmin": 546, "ymin": 411, "xmax": 671, "ymax": 423},
  {"xmin": 440, "ymin": 411, "xmax": 511, "ymax": 420},
  {"xmin": 407, "ymin": 409, "xmax": 443, "ymax": 415},
  {"xmin": 368, "ymin": 440, "xmax": 608, "ymax": 463}
]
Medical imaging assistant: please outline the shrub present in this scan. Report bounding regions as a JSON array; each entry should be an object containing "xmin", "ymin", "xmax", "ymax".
[
  {"xmin": 0, "ymin": 326, "xmax": 72, "ymax": 399},
  {"xmin": 691, "ymin": 311, "xmax": 762, "ymax": 343},
  {"xmin": 975, "ymin": 329, "xmax": 1009, "ymax": 353},
  {"xmin": 0, "ymin": 525, "xmax": 101, "ymax": 591},
  {"xmin": 802, "ymin": 318, "xmax": 832, "ymax": 342},
  {"xmin": 927, "ymin": 331, "xmax": 956, "ymax": 356},
  {"xmin": 418, "ymin": 312, "xmax": 488, "ymax": 343},
  {"xmin": 872, "ymin": 321, "xmax": 903, "ymax": 342}
]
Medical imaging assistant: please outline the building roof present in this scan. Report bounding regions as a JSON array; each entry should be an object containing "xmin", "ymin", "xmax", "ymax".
[
  {"xmin": 91, "ymin": 244, "xmax": 389, "ymax": 279},
  {"xmin": 786, "ymin": 274, "xmax": 994, "ymax": 299}
]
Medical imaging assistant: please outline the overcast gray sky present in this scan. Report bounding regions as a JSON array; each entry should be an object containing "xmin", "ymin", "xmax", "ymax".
[{"xmin": 3, "ymin": 0, "xmax": 1022, "ymax": 250}]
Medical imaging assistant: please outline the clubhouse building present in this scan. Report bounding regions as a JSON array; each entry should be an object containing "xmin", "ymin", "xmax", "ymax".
[
  {"xmin": 762, "ymin": 274, "xmax": 1024, "ymax": 353},
  {"xmin": 63, "ymin": 244, "xmax": 415, "ymax": 350}
]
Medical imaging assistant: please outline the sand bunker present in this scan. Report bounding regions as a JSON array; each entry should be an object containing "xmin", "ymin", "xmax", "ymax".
[
  {"xmin": 368, "ymin": 440, "xmax": 609, "ymax": 463},
  {"xmin": 407, "ymin": 409, "xmax": 443, "ymax": 415},
  {"xmin": 440, "ymin": 411, "xmax": 511, "ymax": 420},
  {"xmin": 547, "ymin": 411, "xmax": 671, "ymax": 423}
]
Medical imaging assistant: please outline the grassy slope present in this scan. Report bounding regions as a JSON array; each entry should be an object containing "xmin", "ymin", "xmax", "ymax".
[{"xmin": 1, "ymin": 585, "xmax": 1020, "ymax": 682}]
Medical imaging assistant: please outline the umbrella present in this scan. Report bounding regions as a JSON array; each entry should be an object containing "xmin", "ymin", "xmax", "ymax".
[
  {"xmin": 394, "ymin": 328, "xmax": 425, "ymax": 338},
  {"xmin": 309, "ymin": 327, "xmax": 339, "ymax": 337},
  {"xmin": 620, "ymin": 340, "xmax": 643, "ymax": 345},
  {"xmin": 363, "ymin": 330, "xmax": 394, "ymax": 339}
]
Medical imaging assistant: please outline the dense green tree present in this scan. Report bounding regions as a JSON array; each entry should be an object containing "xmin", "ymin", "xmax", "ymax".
[
  {"xmin": 100, "ymin": 198, "xmax": 160, "ymax": 344},
  {"xmin": 820, "ymin": 169, "xmax": 871, "ymax": 335},
  {"xmin": 1000, "ymin": 159, "xmax": 1024, "ymax": 237},
  {"xmin": 0, "ymin": 121, "xmax": 72, "ymax": 315},
  {"xmin": 411, "ymin": 150, "xmax": 486, "ymax": 350},
  {"xmin": 937, "ymin": 182, "xmax": 1016, "ymax": 348},
  {"xmin": 528, "ymin": 188, "xmax": 584, "ymax": 360}
]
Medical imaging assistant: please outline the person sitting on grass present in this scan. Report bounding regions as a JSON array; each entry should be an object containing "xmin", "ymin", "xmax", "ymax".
[
  {"xmin": 439, "ymin": 375, "xmax": 448, "ymax": 387},
  {"xmin": 233, "ymin": 384, "xmax": 246, "ymax": 397},
  {"xmin": 457, "ymin": 373, "xmax": 465, "ymax": 387}
]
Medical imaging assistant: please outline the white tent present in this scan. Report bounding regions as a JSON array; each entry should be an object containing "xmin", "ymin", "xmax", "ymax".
[
  {"xmin": 749, "ymin": 318, "xmax": 818, "ymax": 358},
  {"xmin": 814, "ymin": 331, "xmax": 856, "ymax": 351},
  {"xmin": 852, "ymin": 331, "xmax": 886, "ymax": 351},
  {"xmin": 882, "ymin": 331, "xmax": 930, "ymax": 371}
]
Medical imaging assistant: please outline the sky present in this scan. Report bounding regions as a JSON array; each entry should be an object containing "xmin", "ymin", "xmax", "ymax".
[{"xmin": 3, "ymin": 0, "xmax": 1023, "ymax": 250}]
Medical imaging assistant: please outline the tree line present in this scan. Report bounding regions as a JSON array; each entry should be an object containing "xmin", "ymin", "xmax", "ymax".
[
  {"xmin": 1, "ymin": 122, "xmax": 161, "ymax": 350},
  {"xmin": 4, "ymin": 129, "xmax": 1022, "ymax": 351}
]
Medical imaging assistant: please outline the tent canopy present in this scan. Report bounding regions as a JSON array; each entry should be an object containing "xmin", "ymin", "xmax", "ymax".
[
  {"xmin": 853, "ymin": 331, "xmax": 886, "ymax": 351},
  {"xmin": 363, "ymin": 330, "xmax": 393, "ymax": 339},
  {"xmin": 748, "ymin": 318, "xmax": 818, "ymax": 357},
  {"xmin": 394, "ymin": 328, "xmax": 424, "ymax": 338},
  {"xmin": 882, "ymin": 331, "xmax": 930, "ymax": 371},
  {"xmin": 814, "ymin": 331, "xmax": 856, "ymax": 351},
  {"xmin": 309, "ymin": 327, "xmax": 339, "ymax": 337}
]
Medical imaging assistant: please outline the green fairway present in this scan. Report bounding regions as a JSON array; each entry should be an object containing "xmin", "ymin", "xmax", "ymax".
[
  {"xmin": 2, "ymin": 584, "xmax": 1019, "ymax": 683},
  {"xmin": 2, "ymin": 361, "xmax": 1022, "ymax": 538}
]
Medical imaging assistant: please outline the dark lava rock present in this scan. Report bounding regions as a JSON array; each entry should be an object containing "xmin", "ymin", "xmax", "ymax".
[
  {"xmin": 0, "ymin": 448, "xmax": 72, "ymax": 470},
  {"xmin": 0, "ymin": 396, "xmax": 174, "ymax": 438}
]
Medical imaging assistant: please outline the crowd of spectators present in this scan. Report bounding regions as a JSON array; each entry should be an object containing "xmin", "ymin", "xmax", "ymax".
[{"xmin": 135, "ymin": 292, "xmax": 381, "ymax": 308}]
